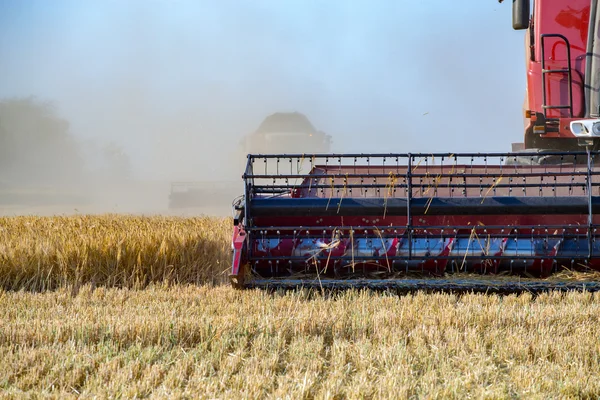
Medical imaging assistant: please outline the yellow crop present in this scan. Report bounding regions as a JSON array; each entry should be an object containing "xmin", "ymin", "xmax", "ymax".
[{"xmin": 0, "ymin": 215, "xmax": 231, "ymax": 291}]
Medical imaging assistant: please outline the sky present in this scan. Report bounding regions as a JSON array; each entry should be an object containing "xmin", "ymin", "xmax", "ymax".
[{"xmin": 0, "ymin": 0, "xmax": 525, "ymax": 181}]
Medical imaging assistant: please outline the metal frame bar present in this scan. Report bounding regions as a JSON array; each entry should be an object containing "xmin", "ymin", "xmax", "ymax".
[
  {"xmin": 588, "ymin": 149, "xmax": 594, "ymax": 259},
  {"xmin": 243, "ymin": 154, "xmax": 253, "ymax": 265},
  {"xmin": 248, "ymin": 255, "xmax": 594, "ymax": 262},
  {"xmin": 406, "ymin": 154, "xmax": 413, "ymax": 260},
  {"xmin": 248, "ymin": 171, "xmax": 600, "ymax": 179},
  {"xmin": 248, "ymin": 151, "xmax": 597, "ymax": 158}
]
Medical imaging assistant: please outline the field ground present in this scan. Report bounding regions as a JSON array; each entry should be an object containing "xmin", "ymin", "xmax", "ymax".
[
  {"xmin": 2, "ymin": 216, "xmax": 600, "ymax": 398},
  {"xmin": 2, "ymin": 286, "xmax": 600, "ymax": 398}
]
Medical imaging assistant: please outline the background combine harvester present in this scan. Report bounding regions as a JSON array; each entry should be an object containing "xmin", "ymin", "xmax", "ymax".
[
  {"xmin": 230, "ymin": 0, "xmax": 600, "ymax": 292},
  {"xmin": 169, "ymin": 112, "xmax": 331, "ymax": 210}
]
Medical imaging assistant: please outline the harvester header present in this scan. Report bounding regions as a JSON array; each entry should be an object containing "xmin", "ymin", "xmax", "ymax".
[{"xmin": 231, "ymin": 151, "xmax": 600, "ymax": 292}]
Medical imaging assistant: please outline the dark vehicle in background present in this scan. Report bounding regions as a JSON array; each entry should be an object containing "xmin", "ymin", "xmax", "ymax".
[{"xmin": 168, "ymin": 112, "xmax": 331, "ymax": 209}]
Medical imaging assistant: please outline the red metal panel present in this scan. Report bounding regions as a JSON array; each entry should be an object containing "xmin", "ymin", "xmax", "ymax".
[
  {"xmin": 533, "ymin": 1, "xmax": 590, "ymax": 62},
  {"xmin": 229, "ymin": 224, "xmax": 246, "ymax": 285},
  {"xmin": 527, "ymin": 0, "xmax": 590, "ymax": 133}
]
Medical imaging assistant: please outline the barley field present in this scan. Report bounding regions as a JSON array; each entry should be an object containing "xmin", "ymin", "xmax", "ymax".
[
  {"xmin": 2, "ymin": 216, "xmax": 600, "ymax": 398},
  {"xmin": 0, "ymin": 215, "xmax": 231, "ymax": 291}
]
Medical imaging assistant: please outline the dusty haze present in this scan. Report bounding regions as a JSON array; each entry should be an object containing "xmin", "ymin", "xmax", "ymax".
[{"xmin": 0, "ymin": 0, "xmax": 525, "ymax": 216}]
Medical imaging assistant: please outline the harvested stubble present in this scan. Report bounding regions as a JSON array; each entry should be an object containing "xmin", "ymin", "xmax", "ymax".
[
  {"xmin": 2, "ymin": 286, "xmax": 600, "ymax": 398},
  {"xmin": 4, "ymin": 215, "xmax": 600, "ymax": 398},
  {"xmin": 0, "ymin": 215, "xmax": 231, "ymax": 291}
]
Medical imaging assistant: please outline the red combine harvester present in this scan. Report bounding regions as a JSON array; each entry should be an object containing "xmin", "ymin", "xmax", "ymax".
[{"xmin": 230, "ymin": 0, "xmax": 600, "ymax": 292}]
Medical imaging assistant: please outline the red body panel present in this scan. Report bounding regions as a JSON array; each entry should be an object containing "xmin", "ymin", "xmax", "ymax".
[{"xmin": 526, "ymin": 1, "xmax": 590, "ymax": 140}]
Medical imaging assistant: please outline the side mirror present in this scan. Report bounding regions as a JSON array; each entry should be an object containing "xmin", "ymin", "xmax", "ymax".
[{"xmin": 513, "ymin": 0, "xmax": 530, "ymax": 30}]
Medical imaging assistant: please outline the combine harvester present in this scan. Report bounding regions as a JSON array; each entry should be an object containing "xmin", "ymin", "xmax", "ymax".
[
  {"xmin": 230, "ymin": 0, "xmax": 600, "ymax": 292},
  {"xmin": 169, "ymin": 112, "xmax": 331, "ymax": 209}
]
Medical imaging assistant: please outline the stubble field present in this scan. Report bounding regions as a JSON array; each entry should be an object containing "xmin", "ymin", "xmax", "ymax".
[{"xmin": 1, "ymin": 216, "xmax": 600, "ymax": 398}]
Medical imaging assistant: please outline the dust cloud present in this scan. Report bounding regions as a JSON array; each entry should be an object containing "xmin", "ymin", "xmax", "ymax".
[{"xmin": 0, "ymin": 1, "xmax": 525, "ymax": 216}]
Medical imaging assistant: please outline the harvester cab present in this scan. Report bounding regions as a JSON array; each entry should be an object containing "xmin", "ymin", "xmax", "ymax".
[
  {"xmin": 513, "ymin": 0, "xmax": 600, "ymax": 152},
  {"xmin": 230, "ymin": 0, "xmax": 600, "ymax": 292},
  {"xmin": 240, "ymin": 112, "xmax": 332, "ymax": 155}
]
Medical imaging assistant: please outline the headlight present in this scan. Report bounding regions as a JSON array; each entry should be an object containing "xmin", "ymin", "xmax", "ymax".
[
  {"xmin": 569, "ymin": 120, "xmax": 600, "ymax": 137},
  {"xmin": 570, "ymin": 122, "xmax": 585, "ymax": 136}
]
